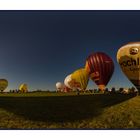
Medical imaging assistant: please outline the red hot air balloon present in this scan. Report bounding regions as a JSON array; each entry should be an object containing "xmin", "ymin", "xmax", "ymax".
[{"xmin": 85, "ymin": 52, "xmax": 114, "ymax": 91}]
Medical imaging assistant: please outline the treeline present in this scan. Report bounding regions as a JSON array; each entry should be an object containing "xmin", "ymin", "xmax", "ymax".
[
  {"xmin": 0, "ymin": 87, "xmax": 138, "ymax": 95},
  {"xmin": 87, "ymin": 87, "xmax": 136, "ymax": 94}
]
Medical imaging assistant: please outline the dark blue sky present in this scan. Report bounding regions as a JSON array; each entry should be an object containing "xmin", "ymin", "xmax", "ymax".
[{"xmin": 0, "ymin": 11, "xmax": 140, "ymax": 91}]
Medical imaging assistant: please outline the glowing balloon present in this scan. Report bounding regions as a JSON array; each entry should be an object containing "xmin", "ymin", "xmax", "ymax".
[
  {"xmin": 56, "ymin": 82, "xmax": 64, "ymax": 91},
  {"xmin": 19, "ymin": 84, "xmax": 28, "ymax": 93},
  {"xmin": 117, "ymin": 42, "xmax": 140, "ymax": 92},
  {"xmin": 71, "ymin": 68, "xmax": 89, "ymax": 90},
  {"xmin": 0, "ymin": 79, "xmax": 8, "ymax": 92},
  {"xmin": 85, "ymin": 52, "xmax": 114, "ymax": 91}
]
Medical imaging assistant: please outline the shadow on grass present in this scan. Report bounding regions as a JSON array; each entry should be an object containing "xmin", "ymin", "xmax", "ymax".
[{"xmin": 0, "ymin": 93, "xmax": 136, "ymax": 122}]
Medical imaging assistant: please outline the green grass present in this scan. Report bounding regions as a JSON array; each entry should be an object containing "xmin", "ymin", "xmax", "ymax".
[{"xmin": 0, "ymin": 92, "xmax": 139, "ymax": 129}]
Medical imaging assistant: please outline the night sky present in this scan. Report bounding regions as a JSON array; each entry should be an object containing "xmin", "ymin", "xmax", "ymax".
[{"xmin": 0, "ymin": 11, "xmax": 140, "ymax": 91}]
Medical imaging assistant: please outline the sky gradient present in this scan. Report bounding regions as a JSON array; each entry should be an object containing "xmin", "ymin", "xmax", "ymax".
[{"xmin": 0, "ymin": 11, "xmax": 140, "ymax": 91}]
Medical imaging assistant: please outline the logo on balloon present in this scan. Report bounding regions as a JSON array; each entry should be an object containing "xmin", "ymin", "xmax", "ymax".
[
  {"xmin": 120, "ymin": 58, "xmax": 140, "ymax": 67},
  {"xmin": 129, "ymin": 47, "xmax": 139, "ymax": 55}
]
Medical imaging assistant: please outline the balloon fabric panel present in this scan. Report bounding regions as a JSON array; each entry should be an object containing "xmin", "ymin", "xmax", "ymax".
[{"xmin": 86, "ymin": 52, "xmax": 114, "ymax": 90}]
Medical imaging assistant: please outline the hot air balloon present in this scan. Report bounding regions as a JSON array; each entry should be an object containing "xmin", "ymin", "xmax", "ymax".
[
  {"xmin": 63, "ymin": 85, "xmax": 71, "ymax": 93},
  {"xmin": 19, "ymin": 84, "xmax": 28, "ymax": 93},
  {"xmin": 117, "ymin": 42, "xmax": 140, "ymax": 92},
  {"xmin": 64, "ymin": 74, "xmax": 74, "ymax": 89},
  {"xmin": 0, "ymin": 79, "xmax": 8, "ymax": 92},
  {"xmin": 56, "ymin": 82, "xmax": 64, "ymax": 92},
  {"xmin": 85, "ymin": 52, "xmax": 114, "ymax": 91},
  {"xmin": 71, "ymin": 68, "xmax": 89, "ymax": 90}
]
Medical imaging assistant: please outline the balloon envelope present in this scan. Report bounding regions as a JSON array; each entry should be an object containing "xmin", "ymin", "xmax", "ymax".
[
  {"xmin": 63, "ymin": 85, "xmax": 71, "ymax": 92},
  {"xmin": 0, "ymin": 79, "xmax": 8, "ymax": 92},
  {"xmin": 117, "ymin": 42, "xmax": 140, "ymax": 92},
  {"xmin": 71, "ymin": 68, "xmax": 89, "ymax": 90},
  {"xmin": 64, "ymin": 74, "xmax": 74, "ymax": 89},
  {"xmin": 19, "ymin": 84, "xmax": 28, "ymax": 92},
  {"xmin": 56, "ymin": 82, "xmax": 64, "ymax": 91},
  {"xmin": 85, "ymin": 52, "xmax": 114, "ymax": 91}
]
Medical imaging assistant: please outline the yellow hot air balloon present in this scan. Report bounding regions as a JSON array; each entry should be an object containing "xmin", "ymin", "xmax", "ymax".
[
  {"xmin": 0, "ymin": 79, "xmax": 8, "ymax": 92},
  {"xmin": 117, "ymin": 42, "xmax": 140, "ymax": 92},
  {"xmin": 71, "ymin": 68, "xmax": 89, "ymax": 90},
  {"xmin": 19, "ymin": 84, "xmax": 28, "ymax": 93}
]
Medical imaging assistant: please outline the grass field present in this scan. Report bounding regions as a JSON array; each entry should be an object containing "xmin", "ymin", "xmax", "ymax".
[{"xmin": 0, "ymin": 92, "xmax": 139, "ymax": 129}]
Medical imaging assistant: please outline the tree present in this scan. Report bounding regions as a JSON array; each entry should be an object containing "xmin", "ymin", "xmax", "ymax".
[
  {"xmin": 98, "ymin": 88, "xmax": 101, "ymax": 93},
  {"xmin": 104, "ymin": 88, "xmax": 109, "ymax": 94},
  {"xmin": 111, "ymin": 87, "xmax": 116, "ymax": 93},
  {"xmin": 128, "ymin": 87, "xmax": 135, "ymax": 94},
  {"xmin": 93, "ymin": 89, "xmax": 97, "ymax": 93},
  {"xmin": 131, "ymin": 87, "xmax": 135, "ymax": 93},
  {"xmin": 119, "ymin": 87, "xmax": 124, "ymax": 93}
]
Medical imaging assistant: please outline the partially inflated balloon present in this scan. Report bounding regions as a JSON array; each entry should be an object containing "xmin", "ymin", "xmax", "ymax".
[
  {"xmin": 56, "ymin": 82, "xmax": 64, "ymax": 91},
  {"xmin": 63, "ymin": 85, "xmax": 71, "ymax": 92},
  {"xmin": 85, "ymin": 52, "xmax": 114, "ymax": 91},
  {"xmin": 117, "ymin": 42, "xmax": 140, "ymax": 92},
  {"xmin": 71, "ymin": 68, "xmax": 89, "ymax": 90},
  {"xmin": 19, "ymin": 84, "xmax": 28, "ymax": 93},
  {"xmin": 0, "ymin": 79, "xmax": 8, "ymax": 92},
  {"xmin": 64, "ymin": 74, "xmax": 74, "ymax": 89}
]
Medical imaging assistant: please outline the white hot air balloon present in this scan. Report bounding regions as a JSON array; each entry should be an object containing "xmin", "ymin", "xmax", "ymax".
[
  {"xmin": 56, "ymin": 82, "xmax": 64, "ymax": 92},
  {"xmin": 64, "ymin": 74, "xmax": 73, "ymax": 89},
  {"xmin": 64, "ymin": 74, "xmax": 77, "ymax": 91}
]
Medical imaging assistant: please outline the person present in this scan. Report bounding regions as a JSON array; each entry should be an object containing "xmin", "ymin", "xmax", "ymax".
[{"xmin": 77, "ymin": 89, "xmax": 80, "ymax": 95}]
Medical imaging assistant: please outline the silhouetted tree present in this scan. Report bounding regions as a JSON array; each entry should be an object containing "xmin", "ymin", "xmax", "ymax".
[
  {"xmin": 119, "ymin": 87, "xmax": 124, "ymax": 93},
  {"xmin": 128, "ymin": 87, "xmax": 135, "ymax": 94},
  {"xmin": 88, "ymin": 89, "xmax": 92, "ymax": 93},
  {"xmin": 104, "ymin": 88, "xmax": 109, "ymax": 94},
  {"xmin": 131, "ymin": 87, "xmax": 135, "ymax": 93},
  {"xmin": 111, "ymin": 87, "xmax": 116, "ymax": 93},
  {"xmin": 93, "ymin": 89, "xmax": 97, "ymax": 93},
  {"xmin": 98, "ymin": 88, "xmax": 102, "ymax": 93}
]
